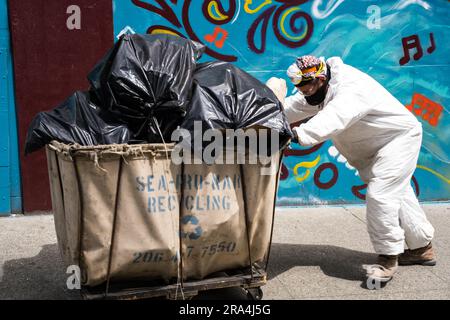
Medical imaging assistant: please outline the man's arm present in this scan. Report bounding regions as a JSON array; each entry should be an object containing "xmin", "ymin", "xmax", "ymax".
[
  {"xmin": 293, "ymin": 88, "xmax": 370, "ymax": 146},
  {"xmin": 284, "ymin": 94, "xmax": 318, "ymax": 124}
]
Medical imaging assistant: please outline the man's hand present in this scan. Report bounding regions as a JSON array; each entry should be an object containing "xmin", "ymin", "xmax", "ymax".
[
  {"xmin": 266, "ymin": 77, "xmax": 287, "ymax": 105},
  {"xmin": 291, "ymin": 126, "xmax": 300, "ymax": 144}
]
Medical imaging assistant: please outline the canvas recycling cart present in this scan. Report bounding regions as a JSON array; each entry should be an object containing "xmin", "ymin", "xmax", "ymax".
[{"xmin": 46, "ymin": 140, "xmax": 285, "ymax": 300}]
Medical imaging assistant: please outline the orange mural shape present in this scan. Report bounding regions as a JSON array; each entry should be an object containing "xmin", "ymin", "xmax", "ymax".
[
  {"xmin": 204, "ymin": 26, "xmax": 229, "ymax": 48},
  {"xmin": 406, "ymin": 93, "xmax": 443, "ymax": 127}
]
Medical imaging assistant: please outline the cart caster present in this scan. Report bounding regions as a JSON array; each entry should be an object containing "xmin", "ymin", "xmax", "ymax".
[
  {"xmin": 246, "ymin": 287, "xmax": 263, "ymax": 300},
  {"xmin": 168, "ymin": 290, "xmax": 197, "ymax": 300}
]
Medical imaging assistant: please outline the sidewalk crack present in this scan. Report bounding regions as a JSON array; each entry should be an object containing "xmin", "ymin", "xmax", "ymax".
[
  {"xmin": 342, "ymin": 206, "xmax": 366, "ymax": 225},
  {"xmin": 272, "ymin": 276, "xmax": 296, "ymax": 299}
]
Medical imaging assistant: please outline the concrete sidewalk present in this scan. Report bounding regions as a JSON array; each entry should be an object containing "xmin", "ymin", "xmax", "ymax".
[{"xmin": 0, "ymin": 204, "xmax": 449, "ymax": 300}]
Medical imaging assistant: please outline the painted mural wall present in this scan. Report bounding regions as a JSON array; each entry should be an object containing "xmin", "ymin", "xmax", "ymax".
[{"xmin": 113, "ymin": 0, "xmax": 449, "ymax": 205}]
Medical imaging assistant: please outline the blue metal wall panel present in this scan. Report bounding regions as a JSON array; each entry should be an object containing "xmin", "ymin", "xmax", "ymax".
[
  {"xmin": 0, "ymin": 111, "xmax": 8, "ymax": 167},
  {"xmin": 0, "ymin": 0, "xmax": 6, "ymax": 29},
  {"xmin": 0, "ymin": 166, "xmax": 9, "ymax": 213},
  {"xmin": 0, "ymin": 0, "xmax": 22, "ymax": 215},
  {"xmin": 0, "ymin": 43, "xmax": 10, "ymax": 214},
  {"xmin": 6, "ymin": 10, "xmax": 21, "ymax": 213}
]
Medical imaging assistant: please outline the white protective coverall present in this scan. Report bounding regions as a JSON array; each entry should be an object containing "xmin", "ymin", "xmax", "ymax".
[{"xmin": 268, "ymin": 57, "xmax": 434, "ymax": 255}]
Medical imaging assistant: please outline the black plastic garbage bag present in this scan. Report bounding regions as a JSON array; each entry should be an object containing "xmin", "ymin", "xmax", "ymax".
[
  {"xmin": 180, "ymin": 61, "xmax": 293, "ymax": 150},
  {"xmin": 25, "ymin": 91, "xmax": 132, "ymax": 154},
  {"xmin": 88, "ymin": 34, "xmax": 205, "ymax": 142}
]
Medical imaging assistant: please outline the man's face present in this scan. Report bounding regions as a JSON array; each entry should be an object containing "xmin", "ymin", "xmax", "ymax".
[{"xmin": 296, "ymin": 78, "xmax": 324, "ymax": 96}]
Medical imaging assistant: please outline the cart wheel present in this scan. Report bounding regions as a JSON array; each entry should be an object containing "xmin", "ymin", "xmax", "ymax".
[
  {"xmin": 168, "ymin": 291, "xmax": 197, "ymax": 300},
  {"xmin": 246, "ymin": 287, "xmax": 263, "ymax": 300}
]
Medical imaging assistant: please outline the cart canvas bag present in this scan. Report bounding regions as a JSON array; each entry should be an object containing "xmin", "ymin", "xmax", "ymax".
[
  {"xmin": 46, "ymin": 141, "xmax": 283, "ymax": 286},
  {"xmin": 241, "ymin": 151, "xmax": 281, "ymax": 263},
  {"xmin": 180, "ymin": 149, "xmax": 281, "ymax": 279},
  {"xmin": 46, "ymin": 142, "xmax": 180, "ymax": 286},
  {"xmin": 180, "ymin": 162, "xmax": 248, "ymax": 279},
  {"xmin": 108, "ymin": 150, "xmax": 180, "ymax": 283}
]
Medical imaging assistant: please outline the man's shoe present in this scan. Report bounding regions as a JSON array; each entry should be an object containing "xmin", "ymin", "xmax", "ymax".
[
  {"xmin": 399, "ymin": 242, "xmax": 436, "ymax": 266},
  {"xmin": 365, "ymin": 255, "xmax": 398, "ymax": 284}
]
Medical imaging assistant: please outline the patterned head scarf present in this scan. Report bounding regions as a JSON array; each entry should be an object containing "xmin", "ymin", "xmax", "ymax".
[{"xmin": 287, "ymin": 55, "xmax": 327, "ymax": 86}]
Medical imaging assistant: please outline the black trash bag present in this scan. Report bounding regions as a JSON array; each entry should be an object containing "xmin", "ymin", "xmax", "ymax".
[
  {"xmin": 179, "ymin": 61, "xmax": 293, "ymax": 152},
  {"xmin": 88, "ymin": 33, "xmax": 205, "ymax": 142},
  {"xmin": 24, "ymin": 91, "xmax": 132, "ymax": 154}
]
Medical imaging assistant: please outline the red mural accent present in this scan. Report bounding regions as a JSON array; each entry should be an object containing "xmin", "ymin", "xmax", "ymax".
[
  {"xmin": 399, "ymin": 35, "xmax": 422, "ymax": 65},
  {"xmin": 427, "ymin": 32, "xmax": 436, "ymax": 54},
  {"xmin": 351, "ymin": 184, "xmax": 367, "ymax": 200},
  {"xmin": 406, "ymin": 93, "xmax": 443, "ymax": 126},
  {"xmin": 284, "ymin": 142, "xmax": 325, "ymax": 157},
  {"xmin": 132, "ymin": 0, "xmax": 182, "ymax": 28},
  {"xmin": 204, "ymin": 27, "xmax": 229, "ymax": 48},
  {"xmin": 182, "ymin": 0, "xmax": 237, "ymax": 61},
  {"xmin": 247, "ymin": 6, "xmax": 277, "ymax": 54},
  {"xmin": 412, "ymin": 175, "xmax": 420, "ymax": 197},
  {"xmin": 280, "ymin": 163, "xmax": 289, "ymax": 181},
  {"xmin": 313, "ymin": 162, "xmax": 338, "ymax": 190},
  {"xmin": 399, "ymin": 33, "xmax": 436, "ymax": 65}
]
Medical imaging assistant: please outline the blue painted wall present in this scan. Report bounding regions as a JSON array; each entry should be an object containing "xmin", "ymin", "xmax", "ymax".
[
  {"xmin": 0, "ymin": 0, "xmax": 22, "ymax": 215},
  {"xmin": 111, "ymin": 0, "xmax": 449, "ymax": 205}
]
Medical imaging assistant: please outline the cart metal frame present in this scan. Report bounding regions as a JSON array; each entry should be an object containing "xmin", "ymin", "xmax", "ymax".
[
  {"xmin": 81, "ymin": 265, "xmax": 266, "ymax": 300},
  {"xmin": 59, "ymin": 143, "xmax": 288, "ymax": 301}
]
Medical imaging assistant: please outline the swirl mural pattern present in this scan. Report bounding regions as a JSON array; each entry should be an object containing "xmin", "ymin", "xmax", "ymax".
[
  {"xmin": 114, "ymin": 0, "xmax": 449, "ymax": 205},
  {"xmin": 202, "ymin": 0, "xmax": 237, "ymax": 25},
  {"xmin": 129, "ymin": 0, "xmax": 313, "ymax": 61},
  {"xmin": 247, "ymin": 1, "xmax": 314, "ymax": 54}
]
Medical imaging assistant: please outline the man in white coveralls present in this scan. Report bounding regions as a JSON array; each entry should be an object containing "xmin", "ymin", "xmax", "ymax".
[{"xmin": 266, "ymin": 55, "xmax": 436, "ymax": 286}]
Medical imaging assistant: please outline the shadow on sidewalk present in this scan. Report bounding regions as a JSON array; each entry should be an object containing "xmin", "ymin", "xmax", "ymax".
[
  {"xmin": 267, "ymin": 243, "xmax": 378, "ymax": 281},
  {"xmin": 0, "ymin": 243, "xmax": 249, "ymax": 300},
  {"xmin": 0, "ymin": 242, "xmax": 378, "ymax": 299},
  {"xmin": 0, "ymin": 244, "xmax": 80, "ymax": 300}
]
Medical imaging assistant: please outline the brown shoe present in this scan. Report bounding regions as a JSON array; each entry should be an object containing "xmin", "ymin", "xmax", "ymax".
[
  {"xmin": 399, "ymin": 242, "xmax": 436, "ymax": 266},
  {"xmin": 365, "ymin": 255, "xmax": 398, "ymax": 283}
]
